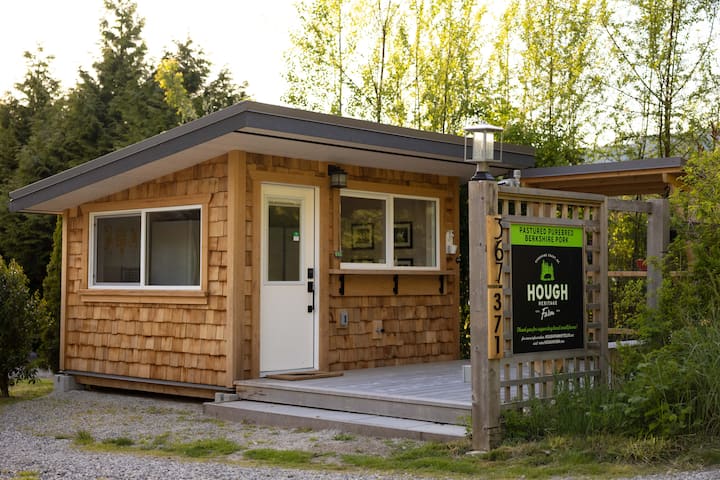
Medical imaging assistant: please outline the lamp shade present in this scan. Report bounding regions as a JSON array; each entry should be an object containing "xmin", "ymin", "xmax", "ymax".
[{"xmin": 464, "ymin": 123, "xmax": 503, "ymax": 164}]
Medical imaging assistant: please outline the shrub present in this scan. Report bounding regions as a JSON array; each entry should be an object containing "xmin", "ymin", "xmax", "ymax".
[{"xmin": 0, "ymin": 256, "xmax": 49, "ymax": 397}]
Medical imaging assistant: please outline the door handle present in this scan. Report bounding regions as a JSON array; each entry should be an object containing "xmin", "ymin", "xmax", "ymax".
[
  {"xmin": 307, "ymin": 267, "xmax": 315, "ymax": 313},
  {"xmin": 307, "ymin": 281, "xmax": 315, "ymax": 313}
]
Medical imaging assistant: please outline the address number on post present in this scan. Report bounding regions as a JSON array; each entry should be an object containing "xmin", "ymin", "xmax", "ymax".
[{"xmin": 486, "ymin": 215, "xmax": 504, "ymax": 359}]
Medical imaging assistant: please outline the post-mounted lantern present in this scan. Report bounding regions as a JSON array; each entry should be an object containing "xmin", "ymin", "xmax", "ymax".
[{"xmin": 464, "ymin": 123, "xmax": 503, "ymax": 181}]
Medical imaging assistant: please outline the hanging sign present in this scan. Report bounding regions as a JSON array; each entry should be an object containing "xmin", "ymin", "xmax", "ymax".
[{"xmin": 511, "ymin": 224, "xmax": 584, "ymax": 353}]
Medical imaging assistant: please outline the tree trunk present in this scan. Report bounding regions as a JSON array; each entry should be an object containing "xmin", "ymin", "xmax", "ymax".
[{"xmin": 0, "ymin": 373, "xmax": 10, "ymax": 398}]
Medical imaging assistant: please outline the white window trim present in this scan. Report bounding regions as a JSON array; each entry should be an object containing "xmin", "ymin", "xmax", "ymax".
[
  {"xmin": 89, "ymin": 204, "xmax": 203, "ymax": 290},
  {"xmin": 339, "ymin": 190, "xmax": 440, "ymax": 270}
]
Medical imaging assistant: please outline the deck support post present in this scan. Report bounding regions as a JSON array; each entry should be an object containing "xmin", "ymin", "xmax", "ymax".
[
  {"xmin": 646, "ymin": 198, "xmax": 669, "ymax": 309},
  {"xmin": 468, "ymin": 179, "xmax": 501, "ymax": 451}
]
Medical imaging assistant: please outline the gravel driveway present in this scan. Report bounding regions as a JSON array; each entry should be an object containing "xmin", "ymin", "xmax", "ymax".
[
  {"xmin": 0, "ymin": 387, "xmax": 420, "ymax": 480},
  {"xmin": 1, "ymin": 387, "xmax": 719, "ymax": 480}
]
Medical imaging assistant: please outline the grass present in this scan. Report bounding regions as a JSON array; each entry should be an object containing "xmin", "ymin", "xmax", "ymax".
[
  {"xmin": 0, "ymin": 378, "xmax": 53, "ymax": 408},
  {"xmin": 8, "ymin": 472, "xmax": 41, "ymax": 480},
  {"xmin": 80, "ymin": 432, "xmax": 243, "ymax": 459},
  {"xmin": 243, "ymin": 448, "xmax": 317, "ymax": 465},
  {"xmin": 4, "ymin": 379, "xmax": 720, "ymax": 478}
]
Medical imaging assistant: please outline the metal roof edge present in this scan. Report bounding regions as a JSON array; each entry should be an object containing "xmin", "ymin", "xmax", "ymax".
[
  {"xmin": 9, "ymin": 100, "xmax": 536, "ymax": 212},
  {"xmin": 522, "ymin": 157, "xmax": 685, "ymax": 178},
  {"xmin": 9, "ymin": 101, "xmax": 256, "ymax": 205}
]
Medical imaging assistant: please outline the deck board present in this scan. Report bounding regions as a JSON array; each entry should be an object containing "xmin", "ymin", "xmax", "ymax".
[{"xmin": 237, "ymin": 360, "xmax": 471, "ymax": 406}]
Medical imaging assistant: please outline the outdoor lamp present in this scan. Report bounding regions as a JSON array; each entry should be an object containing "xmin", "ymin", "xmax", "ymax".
[
  {"xmin": 464, "ymin": 123, "xmax": 504, "ymax": 181},
  {"xmin": 328, "ymin": 165, "xmax": 348, "ymax": 188}
]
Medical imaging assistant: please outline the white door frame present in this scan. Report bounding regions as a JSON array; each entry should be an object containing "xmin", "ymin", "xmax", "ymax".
[{"xmin": 259, "ymin": 183, "xmax": 319, "ymax": 375}]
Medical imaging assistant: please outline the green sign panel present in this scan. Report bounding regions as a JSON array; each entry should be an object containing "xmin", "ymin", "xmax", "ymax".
[
  {"xmin": 511, "ymin": 223, "xmax": 584, "ymax": 353},
  {"xmin": 510, "ymin": 224, "xmax": 583, "ymax": 248}
]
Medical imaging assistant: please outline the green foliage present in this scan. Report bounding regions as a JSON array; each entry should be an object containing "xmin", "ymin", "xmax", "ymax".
[
  {"xmin": 285, "ymin": 0, "xmax": 488, "ymax": 133},
  {"xmin": 343, "ymin": 442, "xmax": 481, "ymax": 475},
  {"xmin": 102, "ymin": 437, "xmax": 135, "ymax": 447},
  {"xmin": 0, "ymin": 0, "xmax": 249, "ymax": 369},
  {"xmin": 0, "ymin": 378, "xmax": 53, "ymax": 408},
  {"xmin": 40, "ymin": 218, "xmax": 62, "ymax": 372},
  {"xmin": 174, "ymin": 438, "xmax": 242, "ymax": 458},
  {"xmin": 502, "ymin": 381, "xmax": 627, "ymax": 441},
  {"xmin": 629, "ymin": 149, "xmax": 720, "ymax": 346},
  {"xmin": 155, "ymin": 39, "xmax": 248, "ymax": 122},
  {"xmin": 0, "ymin": 256, "xmax": 49, "ymax": 397},
  {"xmin": 244, "ymin": 448, "xmax": 317, "ymax": 464},
  {"xmin": 485, "ymin": 0, "xmax": 607, "ymax": 166},
  {"xmin": 80, "ymin": 431, "xmax": 242, "ymax": 459},
  {"xmin": 608, "ymin": 210, "xmax": 647, "ymax": 271},
  {"xmin": 620, "ymin": 324, "xmax": 720, "ymax": 436},
  {"xmin": 502, "ymin": 319, "xmax": 720, "ymax": 440},
  {"xmin": 74, "ymin": 430, "xmax": 95, "ymax": 445},
  {"xmin": 609, "ymin": 278, "xmax": 646, "ymax": 330},
  {"xmin": 603, "ymin": 0, "xmax": 718, "ymax": 158}
]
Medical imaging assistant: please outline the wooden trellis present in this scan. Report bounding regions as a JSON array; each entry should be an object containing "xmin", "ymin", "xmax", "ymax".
[
  {"xmin": 494, "ymin": 186, "xmax": 608, "ymax": 407},
  {"xmin": 469, "ymin": 181, "xmax": 669, "ymax": 451}
]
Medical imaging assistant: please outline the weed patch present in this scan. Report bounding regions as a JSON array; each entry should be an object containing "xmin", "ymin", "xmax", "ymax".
[
  {"xmin": 174, "ymin": 438, "xmax": 241, "ymax": 458},
  {"xmin": 10, "ymin": 471, "xmax": 40, "ymax": 480},
  {"xmin": 244, "ymin": 448, "xmax": 317, "ymax": 465},
  {"xmin": 102, "ymin": 437, "xmax": 134, "ymax": 447},
  {"xmin": 73, "ymin": 430, "xmax": 94, "ymax": 445}
]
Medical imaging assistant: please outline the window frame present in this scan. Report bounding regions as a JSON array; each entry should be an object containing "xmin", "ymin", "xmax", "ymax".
[
  {"xmin": 339, "ymin": 189, "xmax": 440, "ymax": 270},
  {"xmin": 88, "ymin": 204, "xmax": 203, "ymax": 290}
]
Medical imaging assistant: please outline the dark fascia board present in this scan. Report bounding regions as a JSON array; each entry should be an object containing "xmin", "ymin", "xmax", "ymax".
[
  {"xmin": 9, "ymin": 100, "xmax": 535, "ymax": 213},
  {"xmin": 521, "ymin": 157, "xmax": 685, "ymax": 178}
]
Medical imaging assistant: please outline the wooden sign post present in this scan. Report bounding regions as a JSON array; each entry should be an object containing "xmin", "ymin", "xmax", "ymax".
[{"xmin": 468, "ymin": 180, "xmax": 501, "ymax": 451}]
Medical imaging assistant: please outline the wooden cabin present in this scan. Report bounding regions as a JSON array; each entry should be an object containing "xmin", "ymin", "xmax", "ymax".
[{"xmin": 9, "ymin": 101, "xmax": 534, "ymax": 398}]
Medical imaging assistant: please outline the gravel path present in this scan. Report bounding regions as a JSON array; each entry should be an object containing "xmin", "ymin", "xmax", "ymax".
[
  {"xmin": 1, "ymin": 386, "xmax": 719, "ymax": 480},
  {"xmin": 0, "ymin": 388, "xmax": 419, "ymax": 480}
]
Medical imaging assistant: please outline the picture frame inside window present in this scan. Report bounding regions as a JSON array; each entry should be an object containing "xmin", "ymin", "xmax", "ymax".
[
  {"xmin": 394, "ymin": 222, "xmax": 412, "ymax": 248},
  {"xmin": 351, "ymin": 223, "xmax": 374, "ymax": 249}
]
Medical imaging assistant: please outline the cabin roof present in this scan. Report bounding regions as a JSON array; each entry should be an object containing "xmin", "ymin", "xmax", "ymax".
[{"xmin": 9, "ymin": 101, "xmax": 535, "ymax": 213}]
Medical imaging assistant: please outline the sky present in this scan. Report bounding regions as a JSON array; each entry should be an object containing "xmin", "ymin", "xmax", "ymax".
[{"xmin": 0, "ymin": 1, "xmax": 300, "ymax": 104}]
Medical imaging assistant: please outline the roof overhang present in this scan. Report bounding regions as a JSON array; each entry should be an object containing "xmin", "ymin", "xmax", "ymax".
[
  {"xmin": 520, "ymin": 157, "xmax": 685, "ymax": 196},
  {"xmin": 9, "ymin": 101, "xmax": 535, "ymax": 213}
]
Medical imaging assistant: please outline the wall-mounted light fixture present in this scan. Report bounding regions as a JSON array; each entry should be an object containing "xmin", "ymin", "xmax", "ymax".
[
  {"xmin": 328, "ymin": 165, "xmax": 348, "ymax": 188},
  {"xmin": 464, "ymin": 123, "xmax": 503, "ymax": 181}
]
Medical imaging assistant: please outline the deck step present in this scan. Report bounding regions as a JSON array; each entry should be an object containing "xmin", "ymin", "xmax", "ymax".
[
  {"xmin": 204, "ymin": 400, "xmax": 467, "ymax": 442},
  {"xmin": 234, "ymin": 381, "xmax": 470, "ymax": 425}
]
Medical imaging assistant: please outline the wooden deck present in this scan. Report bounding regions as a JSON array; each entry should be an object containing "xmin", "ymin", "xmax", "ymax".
[{"xmin": 234, "ymin": 360, "xmax": 471, "ymax": 425}]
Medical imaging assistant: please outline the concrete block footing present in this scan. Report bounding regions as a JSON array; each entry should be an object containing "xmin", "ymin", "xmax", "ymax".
[
  {"xmin": 462, "ymin": 364, "xmax": 471, "ymax": 383},
  {"xmin": 214, "ymin": 392, "xmax": 240, "ymax": 403},
  {"xmin": 54, "ymin": 374, "xmax": 80, "ymax": 393}
]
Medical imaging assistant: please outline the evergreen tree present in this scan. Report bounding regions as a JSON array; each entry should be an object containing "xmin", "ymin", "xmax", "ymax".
[
  {"xmin": 0, "ymin": 50, "xmax": 62, "ymax": 291},
  {"xmin": 155, "ymin": 39, "xmax": 248, "ymax": 122},
  {"xmin": 40, "ymin": 218, "xmax": 62, "ymax": 373}
]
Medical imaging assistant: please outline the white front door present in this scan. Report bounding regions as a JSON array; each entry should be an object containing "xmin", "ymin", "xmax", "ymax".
[{"xmin": 260, "ymin": 184, "xmax": 318, "ymax": 374}]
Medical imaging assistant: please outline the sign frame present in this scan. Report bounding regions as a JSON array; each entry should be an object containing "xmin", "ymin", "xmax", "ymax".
[{"xmin": 510, "ymin": 223, "xmax": 585, "ymax": 354}]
